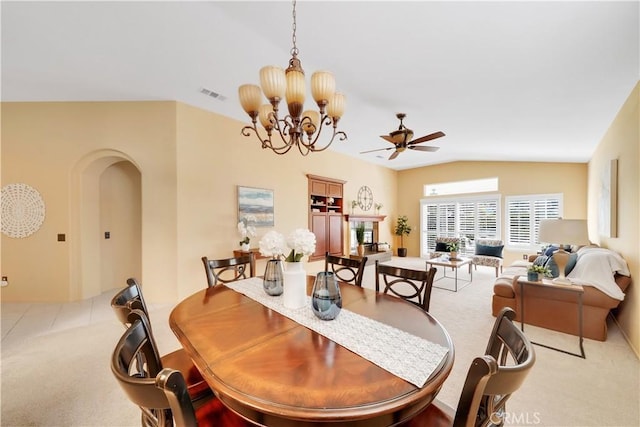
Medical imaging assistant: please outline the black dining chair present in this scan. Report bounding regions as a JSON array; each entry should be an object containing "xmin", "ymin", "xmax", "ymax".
[
  {"xmin": 375, "ymin": 261, "xmax": 437, "ymax": 312},
  {"xmin": 201, "ymin": 254, "xmax": 255, "ymax": 288},
  {"xmin": 401, "ymin": 307, "xmax": 536, "ymax": 427},
  {"xmin": 324, "ymin": 252, "xmax": 368, "ymax": 287},
  {"xmin": 111, "ymin": 311, "xmax": 251, "ymax": 427},
  {"xmin": 110, "ymin": 278, "xmax": 212, "ymax": 401}
]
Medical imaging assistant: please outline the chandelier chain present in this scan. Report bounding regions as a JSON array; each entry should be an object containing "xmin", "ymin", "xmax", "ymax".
[
  {"xmin": 290, "ymin": 0, "xmax": 298, "ymax": 56},
  {"xmin": 238, "ymin": 0, "xmax": 347, "ymax": 155}
]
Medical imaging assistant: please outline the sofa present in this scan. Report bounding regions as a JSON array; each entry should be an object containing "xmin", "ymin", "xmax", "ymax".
[{"xmin": 492, "ymin": 246, "xmax": 631, "ymax": 341}]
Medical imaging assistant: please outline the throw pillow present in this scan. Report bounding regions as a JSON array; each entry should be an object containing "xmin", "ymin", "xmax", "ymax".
[
  {"xmin": 544, "ymin": 253, "xmax": 578, "ymax": 277},
  {"xmin": 435, "ymin": 242, "xmax": 449, "ymax": 252},
  {"xmin": 475, "ymin": 244, "xmax": 504, "ymax": 258},
  {"xmin": 532, "ymin": 255, "xmax": 548, "ymax": 266}
]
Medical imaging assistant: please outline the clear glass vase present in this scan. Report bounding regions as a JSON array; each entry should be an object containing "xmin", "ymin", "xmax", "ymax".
[
  {"xmin": 311, "ymin": 272, "xmax": 342, "ymax": 320},
  {"xmin": 263, "ymin": 259, "xmax": 284, "ymax": 296}
]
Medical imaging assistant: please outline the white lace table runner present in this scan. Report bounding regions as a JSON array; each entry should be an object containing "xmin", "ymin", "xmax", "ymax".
[{"xmin": 225, "ymin": 277, "xmax": 450, "ymax": 388}]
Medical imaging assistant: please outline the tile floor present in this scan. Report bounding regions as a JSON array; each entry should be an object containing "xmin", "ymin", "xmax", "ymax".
[{"xmin": 2, "ymin": 290, "xmax": 127, "ymax": 351}]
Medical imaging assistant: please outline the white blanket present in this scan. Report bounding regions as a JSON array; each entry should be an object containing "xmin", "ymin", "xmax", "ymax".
[{"xmin": 567, "ymin": 247, "xmax": 629, "ymax": 300}]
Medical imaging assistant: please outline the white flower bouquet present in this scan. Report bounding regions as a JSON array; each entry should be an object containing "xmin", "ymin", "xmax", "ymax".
[
  {"xmin": 285, "ymin": 228, "xmax": 316, "ymax": 262},
  {"xmin": 259, "ymin": 230, "xmax": 286, "ymax": 259},
  {"xmin": 237, "ymin": 216, "xmax": 257, "ymax": 245}
]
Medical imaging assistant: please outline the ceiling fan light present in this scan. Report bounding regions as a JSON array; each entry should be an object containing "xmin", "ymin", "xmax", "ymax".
[
  {"xmin": 258, "ymin": 104, "xmax": 275, "ymax": 129},
  {"xmin": 302, "ymin": 110, "xmax": 319, "ymax": 133},
  {"xmin": 327, "ymin": 92, "xmax": 345, "ymax": 119},
  {"xmin": 238, "ymin": 84, "xmax": 262, "ymax": 115},
  {"xmin": 260, "ymin": 66, "xmax": 286, "ymax": 102},
  {"xmin": 311, "ymin": 71, "xmax": 335, "ymax": 104}
]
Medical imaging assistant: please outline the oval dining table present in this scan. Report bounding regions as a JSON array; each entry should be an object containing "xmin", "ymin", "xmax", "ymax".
[{"xmin": 169, "ymin": 276, "xmax": 455, "ymax": 427}]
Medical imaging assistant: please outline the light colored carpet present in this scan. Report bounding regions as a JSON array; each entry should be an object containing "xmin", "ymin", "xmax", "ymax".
[{"xmin": 2, "ymin": 259, "xmax": 638, "ymax": 426}]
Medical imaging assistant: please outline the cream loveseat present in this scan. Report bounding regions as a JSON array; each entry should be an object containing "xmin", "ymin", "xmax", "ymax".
[{"xmin": 492, "ymin": 246, "xmax": 631, "ymax": 341}]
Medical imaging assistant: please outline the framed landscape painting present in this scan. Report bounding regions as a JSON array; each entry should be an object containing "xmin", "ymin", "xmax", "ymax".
[{"xmin": 237, "ymin": 186, "xmax": 274, "ymax": 227}]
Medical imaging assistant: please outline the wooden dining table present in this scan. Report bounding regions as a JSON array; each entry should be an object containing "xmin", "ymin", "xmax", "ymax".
[{"xmin": 169, "ymin": 276, "xmax": 455, "ymax": 427}]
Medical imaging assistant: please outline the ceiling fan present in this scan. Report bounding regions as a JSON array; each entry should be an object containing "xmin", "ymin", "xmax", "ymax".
[{"xmin": 360, "ymin": 113, "xmax": 445, "ymax": 160}]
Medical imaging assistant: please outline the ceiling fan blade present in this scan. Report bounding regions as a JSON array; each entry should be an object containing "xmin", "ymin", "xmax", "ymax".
[
  {"xmin": 380, "ymin": 135, "xmax": 396, "ymax": 143},
  {"xmin": 409, "ymin": 145, "xmax": 440, "ymax": 152},
  {"xmin": 360, "ymin": 147, "xmax": 394, "ymax": 154},
  {"xmin": 388, "ymin": 150, "xmax": 400, "ymax": 160},
  {"xmin": 408, "ymin": 131, "xmax": 446, "ymax": 145}
]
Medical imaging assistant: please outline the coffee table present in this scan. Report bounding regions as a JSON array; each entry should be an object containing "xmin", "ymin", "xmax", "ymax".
[{"xmin": 425, "ymin": 256, "xmax": 473, "ymax": 292}]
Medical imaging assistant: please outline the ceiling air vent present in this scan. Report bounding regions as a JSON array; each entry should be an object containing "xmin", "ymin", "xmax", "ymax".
[{"xmin": 199, "ymin": 87, "xmax": 227, "ymax": 102}]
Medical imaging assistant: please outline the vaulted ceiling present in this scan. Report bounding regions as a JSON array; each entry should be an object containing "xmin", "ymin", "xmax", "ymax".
[{"xmin": 2, "ymin": 1, "xmax": 638, "ymax": 170}]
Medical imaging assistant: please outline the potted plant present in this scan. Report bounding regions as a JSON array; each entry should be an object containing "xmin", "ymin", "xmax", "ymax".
[
  {"xmin": 446, "ymin": 241, "xmax": 460, "ymax": 259},
  {"xmin": 527, "ymin": 264, "xmax": 550, "ymax": 282},
  {"xmin": 394, "ymin": 215, "xmax": 412, "ymax": 257},
  {"xmin": 355, "ymin": 223, "xmax": 365, "ymax": 256}
]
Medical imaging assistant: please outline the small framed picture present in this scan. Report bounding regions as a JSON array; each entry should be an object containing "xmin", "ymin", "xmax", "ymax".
[{"xmin": 237, "ymin": 186, "xmax": 274, "ymax": 227}]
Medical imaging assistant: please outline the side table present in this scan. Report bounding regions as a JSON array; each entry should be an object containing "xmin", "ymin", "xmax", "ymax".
[
  {"xmin": 233, "ymin": 248, "xmax": 267, "ymax": 260},
  {"xmin": 516, "ymin": 275, "xmax": 586, "ymax": 359}
]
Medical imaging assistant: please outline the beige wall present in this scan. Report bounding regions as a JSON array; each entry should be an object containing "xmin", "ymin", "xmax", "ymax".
[
  {"xmin": 397, "ymin": 161, "xmax": 588, "ymax": 266},
  {"xmin": 99, "ymin": 161, "xmax": 141, "ymax": 294},
  {"xmin": 588, "ymin": 81, "xmax": 639, "ymax": 355},
  {"xmin": 0, "ymin": 101, "xmax": 397, "ymax": 302},
  {"xmin": 174, "ymin": 103, "xmax": 397, "ymax": 300}
]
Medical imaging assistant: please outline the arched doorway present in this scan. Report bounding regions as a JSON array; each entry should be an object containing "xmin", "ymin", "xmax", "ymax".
[{"xmin": 70, "ymin": 150, "xmax": 142, "ymax": 300}]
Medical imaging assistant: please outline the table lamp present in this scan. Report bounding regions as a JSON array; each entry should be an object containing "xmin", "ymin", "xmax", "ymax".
[{"xmin": 538, "ymin": 219, "xmax": 589, "ymax": 284}]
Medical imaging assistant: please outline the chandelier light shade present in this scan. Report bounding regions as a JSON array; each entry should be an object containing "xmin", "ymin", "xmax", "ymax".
[{"xmin": 239, "ymin": 0, "xmax": 347, "ymax": 155}]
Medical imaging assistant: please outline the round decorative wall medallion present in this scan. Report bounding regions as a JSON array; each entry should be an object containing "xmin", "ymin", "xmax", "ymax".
[
  {"xmin": 357, "ymin": 186, "xmax": 373, "ymax": 211},
  {"xmin": 1, "ymin": 183, "xmax": 46, "ymax": 238}
]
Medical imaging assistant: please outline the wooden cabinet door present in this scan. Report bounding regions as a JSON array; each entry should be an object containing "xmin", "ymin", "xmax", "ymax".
[
  {"xmin": 311, "ymin": 213, "xmax": 327, "ymax": 258},
  {"xmin": 310, "ymin": 180, "xmax": 327, "ymax": 196},
  {"xmin": 327, "ymin": 183, "xmax": 343, "ymax": 197},
  {"xmin": 328, "ymin": 214, "xmax": 343, "ymax": 256}
]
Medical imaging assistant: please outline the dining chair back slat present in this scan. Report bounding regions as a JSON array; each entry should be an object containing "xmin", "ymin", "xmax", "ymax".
[
  {"xmin": 402, "ymin": 308, "xmax": 536, "ymax": 427},
  {"xmin": 111, "ymin": 279, "xmax": 212, "ymax": 401},
  {"xmin": 324, "ymin": 253, "xmax": 368, "ymax": 287},
  {"xmin": 201, "ymin": 254, "xmax": 255, "ymax": 288},
  {"xmin": 375, "ymin": 261, "xmax": 437, "ymax": 312}
]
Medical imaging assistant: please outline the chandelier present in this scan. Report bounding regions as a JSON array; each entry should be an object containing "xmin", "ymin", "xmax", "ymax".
[{"xmin": 238, "ymin": 0, "xmax": 347, "ymax": 155}]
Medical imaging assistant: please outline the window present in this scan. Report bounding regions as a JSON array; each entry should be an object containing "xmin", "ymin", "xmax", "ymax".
[
  {"xmin": 420, "ymin": 195, "xmax": 500, "ymax": 256},
  {"xmin": 424, "ymin": 177, "xmax": 498, "ymax": 197},
  {"xmin": 505, "ymin": 194, "xmax": 562, "ymax": 250}
]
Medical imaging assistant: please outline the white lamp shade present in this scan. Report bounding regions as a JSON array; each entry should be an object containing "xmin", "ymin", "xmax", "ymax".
[
  {"xmin": 259, "ymin": 66, "xmax": 286, "ymax": 101},
  {"xmin": 327, "ymin": 92, "xmax": 345, "ymax": 119},
  {"xmin": 311, "ymin": 71, "xmax": 335, "ymax": 103},
  {"xmin": 285, "ymin": 69, "xmax": 306, "ymax": 105},
  {"xmin": 238, "ymin": 84, "xmax": 262, "ymax": 114},
  {"xmin": 539, "ymin": 219, "xmax": 589, "ymax": 246}
]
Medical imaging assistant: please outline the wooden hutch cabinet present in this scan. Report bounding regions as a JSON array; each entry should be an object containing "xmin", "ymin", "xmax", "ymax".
[{"xmin": 307, "ymin": 174, "xmax": 345, "ymax": 261}]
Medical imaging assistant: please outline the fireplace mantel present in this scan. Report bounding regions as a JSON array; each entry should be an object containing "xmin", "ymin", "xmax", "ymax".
[{"xmin": 344, "ymin": 214, "xmax": 386, "ymax": 222}]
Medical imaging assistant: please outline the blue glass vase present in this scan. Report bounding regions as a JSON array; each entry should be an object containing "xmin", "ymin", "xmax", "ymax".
[
  {"xmin": 311, "ymin": 272, "xmax": 342, "ymax": 320},
  {"xmin": 263, "ymin": 259, "xmax": 284, "ymax": 296}
]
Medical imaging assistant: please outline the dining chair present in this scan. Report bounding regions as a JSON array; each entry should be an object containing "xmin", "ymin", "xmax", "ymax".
[
  {"xmin": 111, "ymin": 312, "xmax": 251, "ymax": 427},
  {"xmin": 324, "ymin": 252, "xmax": 368, "ymax": 287},
  {"xmin": 402, "ymin": 307, "xmax": 536, "ymax": 427},
  {"xmin": 201, "ymin": 254, "xmax": 255, "ymax": 288},
  {"xmin": 110, "ymin": 279, "xmax": 212, "ymax": 401},
  {"xmin": 375, "ymin": 261, "xmax": 437, "ymax": 312}
]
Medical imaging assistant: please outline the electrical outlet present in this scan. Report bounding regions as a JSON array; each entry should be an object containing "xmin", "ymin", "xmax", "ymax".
[
  {"xmin": 1, "ymin": 276, "xmax": 8, "ymax": 287},
  {"xmin": 522, "ymin": 254, "xmax": 528, "ymax": 260}
]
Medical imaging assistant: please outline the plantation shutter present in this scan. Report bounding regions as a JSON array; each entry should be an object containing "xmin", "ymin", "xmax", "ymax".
[{"xmin": 506, "ymin": 194, "xmax": 562, "ymax": 248}]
